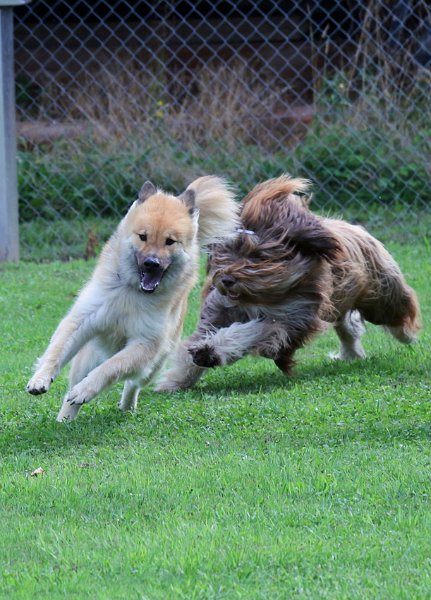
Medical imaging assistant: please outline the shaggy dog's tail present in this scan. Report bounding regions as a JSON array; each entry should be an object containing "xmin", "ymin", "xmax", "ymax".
[
  {"xmin": 242, "ymin": 174, "xmax": 311, "ymax": 210},
  {"xmin": 185, "ymin": 176, "xmax": 240, "ymax": 247}
]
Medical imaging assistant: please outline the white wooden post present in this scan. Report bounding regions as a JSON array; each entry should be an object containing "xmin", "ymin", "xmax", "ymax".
[{"xmin": 0, "ymin": 0, "xmax": 31, "ymax": 262}]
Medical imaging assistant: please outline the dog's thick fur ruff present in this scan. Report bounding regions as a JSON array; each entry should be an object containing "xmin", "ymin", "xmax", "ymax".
[
  {"xmin": 26, "ymin": 176, "xmax": 239, "ymax": 420},
  {"xmin": 157, "ymin": 175, "xmax": 420, "ymax": 391}
]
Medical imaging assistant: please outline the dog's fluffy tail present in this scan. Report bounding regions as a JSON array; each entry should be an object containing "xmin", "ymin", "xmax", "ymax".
[
  {"xmin": 185, "ymin": 176, "xmax": 239, "ymax": 247},
  {"xmin": 243, "ymin": 173, "xmax": 311, "ymax": 207}
]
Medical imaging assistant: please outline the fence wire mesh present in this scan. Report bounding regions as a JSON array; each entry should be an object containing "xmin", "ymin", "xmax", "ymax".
[{"xmin": 14, "ymin": 0, "xmax": 431, "ymax": 260}]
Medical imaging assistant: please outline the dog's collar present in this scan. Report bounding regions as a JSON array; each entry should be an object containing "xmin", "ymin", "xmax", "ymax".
[{"xmin": 236, "ymin": 228, "xmax": 255, "ymax": 235}]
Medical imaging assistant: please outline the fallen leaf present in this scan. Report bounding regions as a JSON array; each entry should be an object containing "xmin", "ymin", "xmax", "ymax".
[{"xmin": 30, "ymin": 467, "xmax": 45, "ymax": 477}]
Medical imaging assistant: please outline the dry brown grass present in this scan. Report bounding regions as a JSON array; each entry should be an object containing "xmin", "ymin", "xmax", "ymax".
[{"xmin": 31, "ymin": 61, "xmax": 308, "ymax": 150}]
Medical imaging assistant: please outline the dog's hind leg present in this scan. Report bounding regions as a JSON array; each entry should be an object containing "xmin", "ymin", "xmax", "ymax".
[
  {"xmin": 274, "ymin": 350, "xmax": 297, "ymax": 375},
  {"xmin": 331, "ymin": 310, "xmax": 366, "ymax": 361},
  {"xmin": 156, "ymin": 343, "xmax": 206, "ymax": 392},
  {"xmin": 63, "ymin": 339, "xmax": 163, "ymax": 411},
  {"xmin": 119, "ymin": 380, "xmax": 141, "ymax": 412},
  {"xmin": 56, "ymin": 341, "xmax": 106, "ymax": 422}
]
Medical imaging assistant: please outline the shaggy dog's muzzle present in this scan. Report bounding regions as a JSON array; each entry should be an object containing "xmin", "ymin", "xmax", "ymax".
[{"xmin": 214, "ymin": 271, "xmax": 239, "ymax": 299}]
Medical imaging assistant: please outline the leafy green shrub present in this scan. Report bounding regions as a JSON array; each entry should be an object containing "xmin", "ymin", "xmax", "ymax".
[
  {"xmin": 18, "ymin": 124, "xmax": 430, "ymax": 224},
  {"xmin": 296, "ymin": 128, "xmax": 430, "ymax": 210}
]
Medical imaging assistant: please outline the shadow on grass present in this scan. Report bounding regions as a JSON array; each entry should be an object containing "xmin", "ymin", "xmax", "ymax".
[
  {"xmin": 1, "ymin": 402, "xmax": 429, "ymax": 460},
  {"xmin": 194, "ymin": 349, "xmax": 425, "ymax": 395},
  {"xmin": 1, "ymin": 347, "xmax": 428, "ymax": 459}
]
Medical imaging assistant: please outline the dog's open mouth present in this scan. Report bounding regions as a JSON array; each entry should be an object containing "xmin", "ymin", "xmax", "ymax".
[
  {"xmin": 215, "ymin": 281, "xmax": 240, "ymax": 301},
  {"xmin": 219, "ymin": 287, "xmax": 239, "ymax": 300},
  {"xmin": 140, "ymin": 268, "xmax": 166, "ymax": 293}
]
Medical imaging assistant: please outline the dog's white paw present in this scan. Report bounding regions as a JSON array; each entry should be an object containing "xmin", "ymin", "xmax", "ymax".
[
  {"xmin": 329, "ymin": 347, "xmax": 366, "ymax": 362},
  {"xmin": 26, "ymin": 373, "xmax": 53, "ymax": 395},
  {"xmin": 56, "ymin": 402, "xmax": 82, "ymax": 422},
  {"xmin": 66, "ymin": 381, "xmax": 96, "ymax": 405}
]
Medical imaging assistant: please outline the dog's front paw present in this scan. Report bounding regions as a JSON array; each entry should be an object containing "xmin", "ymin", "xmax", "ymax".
[
  {"xmin": 66, "ymin": 381, "xmax": 96, "ymax": 406},
  {"xmin": 189, "ymin": 344, "xmax": 222, "ymax": 368},
  {"xmin": 329, "ymin": 346, "xmax": 366, "ymax": 362},
  {"xmin": 26, "ymin": 373, "xmax": 53, "ymax": 395}
]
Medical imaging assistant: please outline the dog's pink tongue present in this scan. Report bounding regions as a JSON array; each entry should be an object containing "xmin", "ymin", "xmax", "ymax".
[{"xmin": 140, "ymin": 271, "xmax": 163, "ymax": 293}]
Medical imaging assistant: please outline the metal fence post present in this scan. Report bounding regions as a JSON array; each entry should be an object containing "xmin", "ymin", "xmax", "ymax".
[{"xmin": 0, "ymin": 0, "xmax": 30, "ymax": 262}]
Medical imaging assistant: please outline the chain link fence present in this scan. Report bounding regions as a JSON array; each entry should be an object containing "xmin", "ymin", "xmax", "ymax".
[{"xmin": 14, "ymin": 0, "xmax": 431, "ymax": 260}]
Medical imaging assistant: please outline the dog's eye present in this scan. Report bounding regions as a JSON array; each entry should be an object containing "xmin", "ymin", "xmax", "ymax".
[
  {"xmin": 138, "ymin": 233, "xmax": 147, "ymax": 242},
  {"xmin": 165, "ymin": 238, "xmax": 176, "ymax": 246}
]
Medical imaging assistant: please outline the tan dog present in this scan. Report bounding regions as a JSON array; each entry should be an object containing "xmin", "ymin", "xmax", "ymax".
[
  {"xmin": 157, "ymin": 175, "xmax": 420, "ymax": 391},
  {"xmin": 26, "ymin": 176, "xmax": 238, "ymax": 420}
]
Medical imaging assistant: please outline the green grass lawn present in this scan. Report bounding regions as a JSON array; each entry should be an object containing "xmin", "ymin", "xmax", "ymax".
[{"xmin": 0, "ymin": 242, "xmax": 430, "ymax": 599}]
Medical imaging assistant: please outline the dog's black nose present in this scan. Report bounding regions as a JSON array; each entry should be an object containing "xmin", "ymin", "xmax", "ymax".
[
  {"xmin": 221, "ymin": 275, "xmax": 236, "ymax": 288},
  {"xmin": 143, "ymin": 256, "xmax": 160, "ymax": 270}
]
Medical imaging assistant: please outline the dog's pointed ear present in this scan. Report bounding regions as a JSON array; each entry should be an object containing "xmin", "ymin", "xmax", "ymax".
[
  {"xmin": 289, "ymin": 224, "xmax": 341, "ymax": 261},
  {"xmin": 137, "ymin": 181, "xmax": 157, "ymax": 204},
  {"xmin": 179, "ymin": 188, "xmax": 197, "ymax": 216}
]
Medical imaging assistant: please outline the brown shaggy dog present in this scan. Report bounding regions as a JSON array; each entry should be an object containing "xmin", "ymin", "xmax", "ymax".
[{"xmin": 156, "ymin": 175, "xmax": 420, "ymax": 391}]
